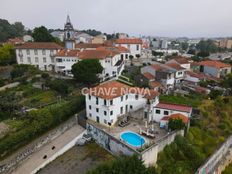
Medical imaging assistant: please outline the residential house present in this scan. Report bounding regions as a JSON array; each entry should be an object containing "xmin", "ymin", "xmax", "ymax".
[
  {"xmin": 114, "ymin": 38, "xmax": 142, "ymax": 58},
  {"xmin": 85, "ymin": 80, "xmax": 192, "ymax": 126},
  {"xmin": 91, "ymin": 34, "xmax": 107, "ymax": 44},
  {"xmin": 75, "ymin": 32, "xmax": 93, "ymax": 44},
  {"xmin": 16, "ymin": 42, "xmax": 63, "ymax": 71},
  {"xmin": 153, "ymin": 102, "xmax": 192, "ymax": 123},
  {"xmin": 54, "ymin": 49, "xmax": 80, "ymax": 76},
  {"xmin": 167, "ymin": 56, "xmax": 191, "ymax": 70},
  {"xmin": 198, "ymin": 60, "xmax": 231, "ymax": 78},
  {"xmin": 85, "ymin": 81, "xmax": 159, "ymax": 126},
  {"xmin": 141, "ymin": 64, "xmax": 176, "ymax": 90},
  {"xmin": 165, "ymin": 63, "xmax": 186, "ymax": 84}
]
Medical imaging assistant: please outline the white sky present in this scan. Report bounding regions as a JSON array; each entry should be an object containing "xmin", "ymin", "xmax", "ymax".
[{"xmin": 1, "ymin": 0, "xmax": 232, "ymax": 38}]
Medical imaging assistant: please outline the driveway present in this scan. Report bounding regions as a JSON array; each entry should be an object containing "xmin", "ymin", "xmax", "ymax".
[{"xmin": 10, "ymin": 125, "xmax": 85, "ymax": 174}]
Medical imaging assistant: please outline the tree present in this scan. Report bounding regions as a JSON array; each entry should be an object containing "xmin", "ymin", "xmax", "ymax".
[
  {"xmin": 71, "ymin": 59, "xmax": 103, "ymax": 85},
  {"xmin": 32, "ymin": 26, "xmax": 55, "ymax": 42},
  {"xmin": 197, "ymin": 51, "xmax": 210, "ymax": 58},
  {"xmin": 135, "ymin": 54, "xmax": 141, "ymax": 58},
  {"xmin": 209, "ymin": 90, "xmax": 223, "ymax": 99},
  {"xmin": 0, "ymin": 44, "xmax": 16, "ymax": 65},
  {"xmin": 196, "ymin": 40, "xmax": 218, "ymax": 53},
  {"xmin": 0, "ymin": 19, "xmax": 25, "ymax": 42},
  {"xmin": 181, "ymin": 42, "xmax": 189, "ymax": 51},
  {"xmin": 47, "ymin": 79, "xmax": 69, "ymax": 96},
  {"xmin": 88, "ymin": 155, "xmax": 156, "ymax": 174},
  {"xmin": 168, "ymin": 118, "xmax": 185, "ymax": 131}
]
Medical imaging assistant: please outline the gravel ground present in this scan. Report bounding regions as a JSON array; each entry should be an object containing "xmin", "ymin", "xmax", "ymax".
[{"xmin": 37, "ymin": 142, "xmax": 114, "ymax": 174}]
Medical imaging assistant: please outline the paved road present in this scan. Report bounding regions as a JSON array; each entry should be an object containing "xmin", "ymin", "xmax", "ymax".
[{"xmin": 10, "ymin": 125, "xmax": 85, "ymax": 174}]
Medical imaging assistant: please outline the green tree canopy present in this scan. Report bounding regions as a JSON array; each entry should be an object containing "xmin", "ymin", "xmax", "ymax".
[
  {"xmin": 168, "ymin": 118, "xmax": 185, "ymax": 131},
  {"xmin": 71, "ymin": 59, "xmax": 103, "ymax": 85},
  {"xmin": 0, "ymin": 19, "xmax": 25, "ymax": 42},
  {"xmin": 32, "ymin": 26, "xmax": 55, "ymax": 42},
  {"xmin": 196, "ymin": 40, "xmax": 218, "ymax": 54},
  {"xmin": 0, "ymin": 44, "xmax": 16, "ymax": 65},
  {"xmin": 88, "ymin": 155, "xmax": 156, "ymax": 174}
]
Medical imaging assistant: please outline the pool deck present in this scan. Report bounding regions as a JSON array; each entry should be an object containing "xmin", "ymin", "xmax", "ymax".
[{"xmin": 87, "ymin": 118, "xmax": 167, "ymax": 149}]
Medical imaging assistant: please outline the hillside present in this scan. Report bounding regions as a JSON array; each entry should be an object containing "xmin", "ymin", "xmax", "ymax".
[{"xmin": 156, "ymin": 97, "xmax": 232, "ymax": 174}]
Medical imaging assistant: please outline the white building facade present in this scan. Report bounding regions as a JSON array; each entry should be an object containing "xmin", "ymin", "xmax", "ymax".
[
  {"xmin": 114, "ymin": 38, "xmax": 142, "ymax": 57},
  {"xmin": 16, "ymin": 42, "xmax": 63, "ymax": 71}
]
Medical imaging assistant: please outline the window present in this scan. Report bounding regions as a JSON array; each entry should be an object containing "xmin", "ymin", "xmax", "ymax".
[
  {"xmin": 110, "ymin": 100, "xmax": 113, "ymax": 105},
  {"xmin": 44, "ymin": 65, "xmax": 47, "ymax": 71},
  {"xmin": 89, "ymin": 113, "xmax": 92, "ymax": 117},
  {"xmin": 110, "ymin": 111, "xmax": 113, "ymax": 115},
  {"xmin": 136, "ymin": 45, "xmax": 139, "ymax": 50},
  {"xmin": 120, "ymin": 107, "xmax": 123, "ymax": 114},
  {"xmin": 178, "ymin": 71, "xmax": 183, "ymax": 75},
  {"xmin": 96, "ymin": 108, "xmax": 99, "ymax": 112},
  {"xmin": 34, "ymin": 50, "xmax": 38, "ymax": 55},
  {"xmin": 126, "ymin": 95, "xmax": 128, "ymax": 100},
  {"xmin": 42, "ymin": 49, "xmax": 46, "ymax": 55},
  {"xmin": 164, "ymin": 110, "xmax": 169, "ymax": 115},
  {"xmin": 126, "ymin": 54, "xmax": 128, "ymax": 59},
  {"xmin": 27, "ymin": 57, "xmax": 31, "ymax": 63},
  {"xmin": 96, "ymin": 97, "xmax": 99, "ymax": 105},
  {"xmin": 88, "ymin": 95, "xmax": 91, "ymax": 100},
  {"xmin": 121, "ymin": 96, "xmax": 123, "ymax": 101},
  {"xmin": 89, "ymin": 105, "xmax": 91, "ymax": 110},
  {"xmin": 104, "ymin": 99, "xmax": 107, "ymax": 105},
  {"xmin": 56, "ymin": 58, "xmax": 62, "ymax": 62},
  {"xmin": 130, "ymin": 105, "xmax": 133, "ymax": 109},
  {"xmin": 34, "ymin": 57, "xmax": 38, "ymax": 63},
  {"xmin": 135, "ymin": 94, "xmax": 139, "ymax": 100},
  {"xmin": 104, "ymin": 119, "xmax": 107, "ymax": 124},
  {"xmin": 43, "ymin": 57, "xmax": 46, "ymax": 63},
  {"xmin": 156, "ymin": 109, "xmax": 160, "ymax": 114},
  {"xmin": 26, "ymin": 49, "xmax": 30, "ymax": 55},
  {"xmin": 104, "ymin": 111, "xmax": 107, "ymax": 116}
]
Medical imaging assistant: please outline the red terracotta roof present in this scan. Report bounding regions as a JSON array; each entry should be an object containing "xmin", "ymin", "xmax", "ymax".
[
  {"xmin": 198, "ymin": 60, "xmax": 231, "ymax": 69},
  {"xmin": 161, "ymin": 116, "xmax": 170, "ymax": 121},
  {"xmin": 149, "ymin": 81, "xmax": 161, "ymax": 88},
  {"xmin": 75, "ymin": 43, "xmax": 104, "ymax": 49},
  {"xmin": 87, "ymin": 81, "xmax": 159, "ymax": 100},
  {"xmin": 143, "ymin": 72, "xmax": 155, "ymax": 80},
  {"xmin": 16, "ymin": 42, "xmax": 63, "ymax": 49},
  {"xmin": 172, "ymin": 57, "xmax": 190, "ymax": 64},
  {"xmin": 78, "ymin": 50, "xmax": 118, "ymax": 60},
  {"xmin": 55, "ymin": 49, "xmax": 80, "ymax": 57},
  {"xmin": 115, "ymin": 46, "xmax": 129, "ymax": 53},
  {"xmin": 166, "ymin": 63, "xmax": 186, "ymax": 71},
  {"xmin": 169, "ymin": 113, "xmax": 189, "ymax": 124},
  {"xmin": 115, "ymin": 38, "xmax": 142, "ymax": 44},
  {"xmin": 155, "ymin": 102, "xmax": 192, "ymax": 113}
]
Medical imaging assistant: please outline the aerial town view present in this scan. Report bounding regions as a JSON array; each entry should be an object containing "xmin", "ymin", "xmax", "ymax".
[{"xmin": 1, "ymin": 0, "xmax": 232, "ymax": 174}]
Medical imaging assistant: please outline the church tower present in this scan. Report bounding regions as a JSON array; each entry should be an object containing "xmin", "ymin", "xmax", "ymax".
[{"xmin": 64, "ymin": 15, "xmax": 75, "ymax": 49}]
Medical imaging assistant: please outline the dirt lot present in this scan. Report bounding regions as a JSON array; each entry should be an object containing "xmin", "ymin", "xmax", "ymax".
[
  {"xmin": 0, "ymin": 122, "xmax": 9, "ymax": 138},
  {"xmin": 37, "ymin": 142, "xmax": 114, "ymax": 174}
]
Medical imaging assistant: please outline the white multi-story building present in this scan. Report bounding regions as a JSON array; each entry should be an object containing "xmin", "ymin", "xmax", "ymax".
[
  {"xmin": 54, "ymin": 47, "xmax": 128, "ymax": 78},
  {"xmin": 16, "ymin": 42, "xmax": 63, "ymax": 71},
  {"xmin": 114, "ymin": 38, "xmax": 142, "ymax": 58},
  {"xmin": 85, "ymin": 81, "xmax": 159, "ymax": 126},
  {"xmin": 85, "ymin": 81, "xmax": 192, "ymax": 126}
]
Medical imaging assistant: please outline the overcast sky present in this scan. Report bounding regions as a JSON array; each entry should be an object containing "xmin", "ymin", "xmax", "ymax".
[{"xmin": 1, "ymin": 0, "xmax": 232, "ymax": 38}]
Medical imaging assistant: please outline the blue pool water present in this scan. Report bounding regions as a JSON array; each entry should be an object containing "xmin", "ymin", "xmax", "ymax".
[{"xmin": 120, "ymin": 131, "xmax": 145, "ymax": 147}]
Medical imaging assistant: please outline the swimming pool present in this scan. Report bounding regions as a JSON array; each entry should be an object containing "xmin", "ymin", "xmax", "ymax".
[{"xmin": 120, "ymin": 131, "xmax": 145, "ymax": 148}]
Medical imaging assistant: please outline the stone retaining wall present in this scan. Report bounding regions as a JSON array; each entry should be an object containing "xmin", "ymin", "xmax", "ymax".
[{"xmin": 0, "ymin": 116, "xmax": 78, "ymax": 174}]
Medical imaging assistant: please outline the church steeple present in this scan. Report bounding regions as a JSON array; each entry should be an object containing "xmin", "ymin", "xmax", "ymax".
[{"xmin": 64, "ymin": 15, "xmax": 75, "ymax": 49}]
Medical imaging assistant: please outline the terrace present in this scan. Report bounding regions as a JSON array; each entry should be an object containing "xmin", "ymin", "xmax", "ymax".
[{"xmin": 87, "ymin": 114, "xmax": 168, "ymax": 150}]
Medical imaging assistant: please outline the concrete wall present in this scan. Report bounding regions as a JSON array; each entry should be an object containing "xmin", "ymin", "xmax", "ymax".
[
  {"xmin": 86, "ymin": 123, "xmax": 138, "ymax": 156},
  {"xmin": 141, "ymin": 130, "xmax": 184, "ymax": 167},
  {"xmin": 87, "ymin": 122, "xmax": 184, "ymax": 167},
  {"xmin": 31, "ymin": 130, "xmax": 86, "ymax": 174},
  {"xmin": 196, "ymin": 135, "xmax": 232, "ymax": 174}
]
